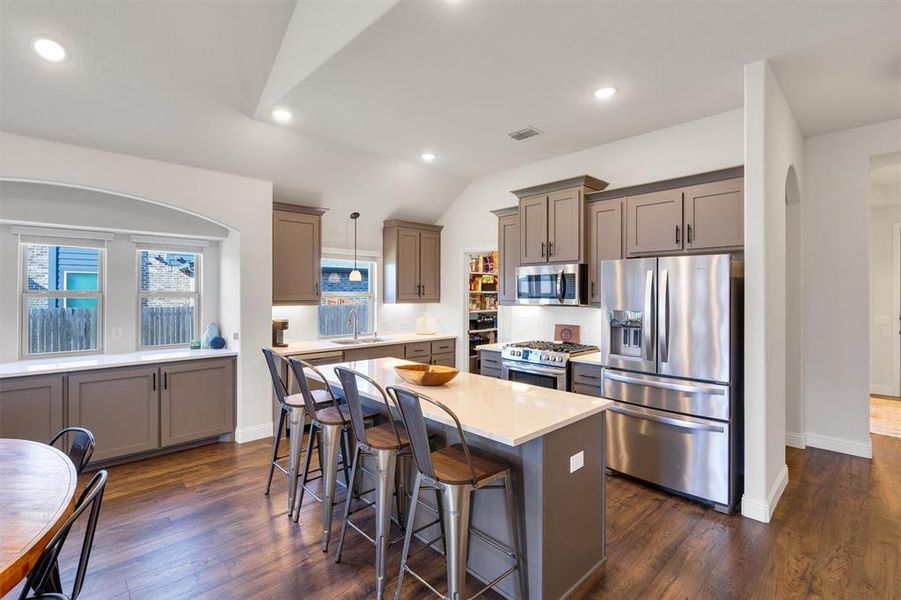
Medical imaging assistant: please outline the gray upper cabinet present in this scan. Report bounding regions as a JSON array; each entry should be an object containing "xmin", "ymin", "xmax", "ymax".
[
  {"xmin": 273, "ymin": 204, "xmax": 324, "ymax": 305},
  {"xmin": 587, "ymin": 199, "xmax": 623, "ymax": 304},
  {"xmin": 0, "ymin": 374, "xmax": 64, "ymax": 442},
  {"xmin": 68, "ymin": 366, "xmax": 160, "ymax": 462},
  {"xmin": 683, "ymin": 178, "xmax": 744, "ymax": 251},
  {"xmin": 513, "ymin": 176, "xmax": 608, "ymax": 266},
  {"xmin": 519, "ymin": 194, "xmax": 549, "ymax": 264},
  {"xmin": 625, "ymin": 189, "xmax": 684, "ymax": 256},
  {"xmin": 492, "ymin": 207, "xmax": 520, "ymax": 305},
  {"xmin": 160, "ymin": 358, "xmax": 236, "ymax": 448},
  {"xmin": 547, "ymin": 188, "xmax": 584, "ymax": 263},
  {"xmin": 383, "ymin": 220, "xmax": 443, "ymax": 303}
]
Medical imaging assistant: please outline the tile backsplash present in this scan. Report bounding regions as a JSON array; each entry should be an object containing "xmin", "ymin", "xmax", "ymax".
[{"xmin": 498, "ymin": 305, "xmax": 605, "ymax": 347}]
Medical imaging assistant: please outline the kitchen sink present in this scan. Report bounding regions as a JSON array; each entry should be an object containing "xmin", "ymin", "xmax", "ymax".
[{"xmin": 330, "ymin": 337, "xmax": 388, "ymax": 345}]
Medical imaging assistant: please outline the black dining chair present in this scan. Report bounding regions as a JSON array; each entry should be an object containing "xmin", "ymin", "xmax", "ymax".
[
  {"xmin": 48, "ymin": 428, "xmax": 95, "ymax": 475},
  {"xmin": 19, "ymin": 470, "xmax": 108, "ymax": 600}
]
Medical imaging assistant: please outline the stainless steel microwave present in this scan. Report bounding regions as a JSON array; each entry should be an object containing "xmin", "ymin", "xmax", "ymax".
[{"xmin": 515, "ymin": 263, "xmax": 588, "ymax": 305}]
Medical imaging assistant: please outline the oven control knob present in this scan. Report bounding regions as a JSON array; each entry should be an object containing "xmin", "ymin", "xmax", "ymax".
[{"xmin": 542, "ymin": 354, "xmax": 549, "ymax": 361}]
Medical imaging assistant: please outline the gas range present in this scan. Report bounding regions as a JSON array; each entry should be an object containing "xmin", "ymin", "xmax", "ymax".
[{"xmin": 501, "ymin": 340, "xmax": 599, "ymax": 369}]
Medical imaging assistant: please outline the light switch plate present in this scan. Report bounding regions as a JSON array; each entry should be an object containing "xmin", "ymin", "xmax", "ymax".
[
  {"xmin": 570, "ymin": 451, "xmax": 584, "ymax": 473},
  {"xmin": 111, "ymin": 327, "xmax": 123, "ymax": 340}
]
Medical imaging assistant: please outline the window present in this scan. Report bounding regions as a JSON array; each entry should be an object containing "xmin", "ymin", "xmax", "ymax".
[
  {"xmin": 319, "ymin": 258, "xmax": 375, "ymax": 337},
  {"xmin": 22, "ymin": 243, "xmax": 103, "ymax": 356},
  {"xmin": 138, "ymin": 248, "xmax": 201, "ymax": 347}
]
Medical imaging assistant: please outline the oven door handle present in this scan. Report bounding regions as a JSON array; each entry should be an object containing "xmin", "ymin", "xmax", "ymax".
[
  {"xmin": 502, "ymin": 361, "xmax": 565, "ymax": 378},
  {"xmin": 610, "ymin": 404, "xmax": 725, "ymax": 433}
]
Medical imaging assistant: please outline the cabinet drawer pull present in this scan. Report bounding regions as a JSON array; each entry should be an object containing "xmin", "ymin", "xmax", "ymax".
[
  {"xmin": 152, "ymin": 372, "xmax": 156, "ymax": 391},
  {"xmin": 163, "ymin": 372, "xmax": 168, "ymax": 390}
]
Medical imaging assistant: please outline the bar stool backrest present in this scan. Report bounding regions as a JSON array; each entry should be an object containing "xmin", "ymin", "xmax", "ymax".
[
  {"xmin": 49, "ymin": 427, "xmax": 95, "ymax": 475},
  {"xmin": 261, "ymin": 348, "xmax": 290, "ymax": 408},
  {"xmin": 334, "ymin": 367, "xmax": 403, "ymax": 448},
  {"xmin": 287, "ymin": 357, "xmax": 341, "ymax": 422},
  {"xmin": 19, "ymin": 469, "xmax": 108, "ymax": 600},
  {"xmin": 387, "ymin": 386, "xmax": 478, "ymax": 485}
]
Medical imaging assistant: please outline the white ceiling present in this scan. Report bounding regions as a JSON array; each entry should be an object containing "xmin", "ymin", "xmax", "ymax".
[{"xmin": 1, "ymin": 1, "xmax": 899, "ymax": 188}]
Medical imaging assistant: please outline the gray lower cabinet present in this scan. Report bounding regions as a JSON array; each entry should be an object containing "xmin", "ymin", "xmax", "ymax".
[
  {"xmin": 0, "ymin": 374, "xmax": 64, "ymax": 442},
  {"xmin": 479, "ymin": 349, "xmax": 502, "ymax": 379},
  {"xmin": 571, "ymin": 363, "xmax": 603, "ymax": 397},
  {"xmin": 431, "ymin": 353, "xmax": 455, "ymax": 367},
  {"xmin": 68, "ymin": 366, "xmax": 160, "ymax": 462},
  {"xmin": 161, "ymin": 358, "xmax": 236, "ymax": 448}
]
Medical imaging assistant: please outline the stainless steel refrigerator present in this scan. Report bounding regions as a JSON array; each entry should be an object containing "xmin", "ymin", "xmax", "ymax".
[{"xmin": 600, "ymin": 253, "xmax": 742, "ymax": 512}]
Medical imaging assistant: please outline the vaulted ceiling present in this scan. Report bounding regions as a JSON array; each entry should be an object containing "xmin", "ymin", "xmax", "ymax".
[{"xmin": 1, "ymin": 0, "xmax": 898, "ymax": 191}]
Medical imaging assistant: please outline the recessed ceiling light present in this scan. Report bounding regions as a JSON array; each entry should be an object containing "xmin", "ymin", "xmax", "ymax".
[
  {"xmin": 593, "ymin": 86, "xmax": 618, "ymax": 100},
  {"xmin": 421, "ymin": 152, "xmax": 437, "ymax": 162},
  {"xmin": 271, "ymin": 108, "xmax": 293, "ymax": 123},
  {"xmin": 33, "ymin": 38, "xmax": 67, "ymax": 62}
]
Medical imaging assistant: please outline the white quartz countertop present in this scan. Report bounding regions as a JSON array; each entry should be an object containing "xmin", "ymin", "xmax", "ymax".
[
  {"xmin": 0, "ymin": 348, "xmax": 238, "ymax": 379},
  {"xmin": 320, "ymin": 357, "xmax": 612, "ymax": 447},
  {"xmin": 570, "ymin": 352, "xmax": 603, "ymax": 366},
  {"xmin": 273, "ymin": 333, "xmax": 458, "ymax": 356},
  {"xmin": 475, "ymin": 342, "xmax": 504, "ymax": 352}
]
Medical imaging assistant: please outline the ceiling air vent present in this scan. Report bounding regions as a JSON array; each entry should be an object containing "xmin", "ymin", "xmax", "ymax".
[{"xmin": 508, "ymin": 126, "xmax": 542, "ymax": 141}]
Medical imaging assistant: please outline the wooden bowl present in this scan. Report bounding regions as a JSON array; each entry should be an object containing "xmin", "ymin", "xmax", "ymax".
[{"xmin": 393, "ymin": 364, "xmax": 460, "ymax": 386}]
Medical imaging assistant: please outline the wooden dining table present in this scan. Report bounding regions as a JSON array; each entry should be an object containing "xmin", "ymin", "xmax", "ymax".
[{"xmin": 0, "ymin": 438, "xmax": 78, "ymax": 596}]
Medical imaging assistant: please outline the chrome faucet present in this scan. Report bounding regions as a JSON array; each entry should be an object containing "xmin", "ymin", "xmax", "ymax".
[{"xmin": 347, "ymin": 309, "xmax": 359, "ymax": 340}]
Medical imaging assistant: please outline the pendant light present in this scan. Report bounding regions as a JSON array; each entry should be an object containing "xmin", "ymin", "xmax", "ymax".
[{"xmin": 349, "ymin": 212, "xmax": 362, "ymax": 282}]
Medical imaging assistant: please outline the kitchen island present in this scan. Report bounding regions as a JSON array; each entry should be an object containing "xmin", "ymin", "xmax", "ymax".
[{"xmin": 317, "ymin": 357, "xmax": 612, "ymax": 600}]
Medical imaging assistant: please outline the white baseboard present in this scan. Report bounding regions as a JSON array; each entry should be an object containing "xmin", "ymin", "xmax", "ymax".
[
  {"xmin": 806, "ymin": 432, "xmax": 873, "ymax": 459},
  {"xmin": 741, "ymin": 463, "xmax": 789, "ymax": 523},
  {"xmin": 870, "ymin": 383, "xmax": 897, "ymax": 396},
  {"xmin": 785, "ymin": 431, "xmax": 806, "ymax": 449},
  {"xmin": 235, "ymin": 422, "xmax": 273, "ymax": 443}
]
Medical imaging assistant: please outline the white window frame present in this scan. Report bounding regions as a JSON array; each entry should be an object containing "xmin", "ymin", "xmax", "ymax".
[
  {"xmin": 20, "ymin": 242, "xmax": 105, "ymax": 358},
  {"xmin": 136, "ymin": 246, "xmax": 202, "ymax": 349},
  {"xmin": 319, "ymin": 252, "xmax": 378, "ymax": 339}
]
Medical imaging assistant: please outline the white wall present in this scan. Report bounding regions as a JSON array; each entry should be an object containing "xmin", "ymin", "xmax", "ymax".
[
  {"xmin": 869, "ymin": 196, "xmax": 901, "ymax": 396},
  {"xmin": 785, "ymin": 198, "xmax": 804, "ymax": 444},
  {"xmin": 0, "ymin": 132, "xmax": 274, "ymax": 443},
  {"xmin": 433, "ymin": 109, "xmax": 745, "ymax": 367},
  {"xmin": 741, "ymin": 60, "xmax": 802, "ymax": 522},
  {"xmin": 803, "ymin": 119, "xmax": 901, "ymax": 457}
]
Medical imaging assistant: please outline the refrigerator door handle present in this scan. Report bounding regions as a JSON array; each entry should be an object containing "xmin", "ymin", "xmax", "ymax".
[
  {"xmin": 643, "ymin": 269, "xmax": 655, "ymax": 361},
  {"xmin": 604, "ymin": 370, "xmax": 727, "ymax": 396},
  {"xmin": 610, "ymin": 404, "xmax": 725, "ymax": 433},
  {"xmin": 660, "ymin": 268, "xmax": 670, "ymax": 363}
]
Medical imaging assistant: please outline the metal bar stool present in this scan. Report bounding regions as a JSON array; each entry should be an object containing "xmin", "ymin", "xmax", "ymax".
[
  {"xmin": 287, "ymin": 356, "xmax": 378, "ymax": 551},
  {"xmin": 261, "ymin": 348, "xmax": 301, "ymax": 499},
  {"xmin": 388, "ymin": 385, "xmax": 526, "ymax": 600},
  {"xmin": 333, "ymin": 367, "xmax": 444, "ymax": 599}
]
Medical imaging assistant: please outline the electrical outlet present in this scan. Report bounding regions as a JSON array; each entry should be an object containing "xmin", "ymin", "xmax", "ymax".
[
  {"xmin": 233, "ymin": 332, "xmax": 239, "ymax": 340},
  {"xmin": 569, "ymin": 451, "xmax": 584, "ymax": 474}
]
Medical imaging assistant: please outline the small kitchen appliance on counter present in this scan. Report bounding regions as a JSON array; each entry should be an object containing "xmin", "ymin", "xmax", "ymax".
[
  {"xmin": 272, "ymin": 319, "xmax": 289, "ymax": 348},
  {"xmin": 500, "ymin": 340, "xmax": 598, "ymax": 390}
]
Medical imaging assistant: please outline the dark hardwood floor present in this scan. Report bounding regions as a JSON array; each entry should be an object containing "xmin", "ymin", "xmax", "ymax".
[{"xmin": 8, "ymin": 434, "xmax": 899, "ymax": 599}]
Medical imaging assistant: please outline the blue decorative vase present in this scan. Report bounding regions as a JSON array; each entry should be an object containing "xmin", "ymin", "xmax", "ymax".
[{"xmin": 210, "ymin": 336, "xmax": 226, "ymax": 349}]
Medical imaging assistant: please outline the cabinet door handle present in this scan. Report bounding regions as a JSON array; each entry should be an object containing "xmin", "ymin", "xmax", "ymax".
[
  {"xmin": 687, "ymin": 223, "xmax": 693, "ymax": 244},
  {"xmin": 163, "ymin": 372, "xmax": 168, "ymax": 390},
  {"xmin": 675, "ymin": 225, "xmax": 681, "ymax": 245},
  {"xmin": 540, "ymin": 242, "xmax": 546, "ymax": 257},
  {"xmin": 152, "ymin": 372, "xmax": 156, "ymax": 391},
  {"xmin": 591, "ymin": 280, "xmax": 596, "ymax": 298},
  {"xmin": 548, "ymin": 241, "xmax": 554, "ymax": 257},
  {"xmin": 314, "ymin": 282, "xmax": 320, "ymax": 296}
]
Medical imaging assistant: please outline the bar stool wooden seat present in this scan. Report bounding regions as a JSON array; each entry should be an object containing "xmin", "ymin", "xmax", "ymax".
[{"xmin": 388, "ymin": 385, "xmax": 526, "ymax": 600}]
